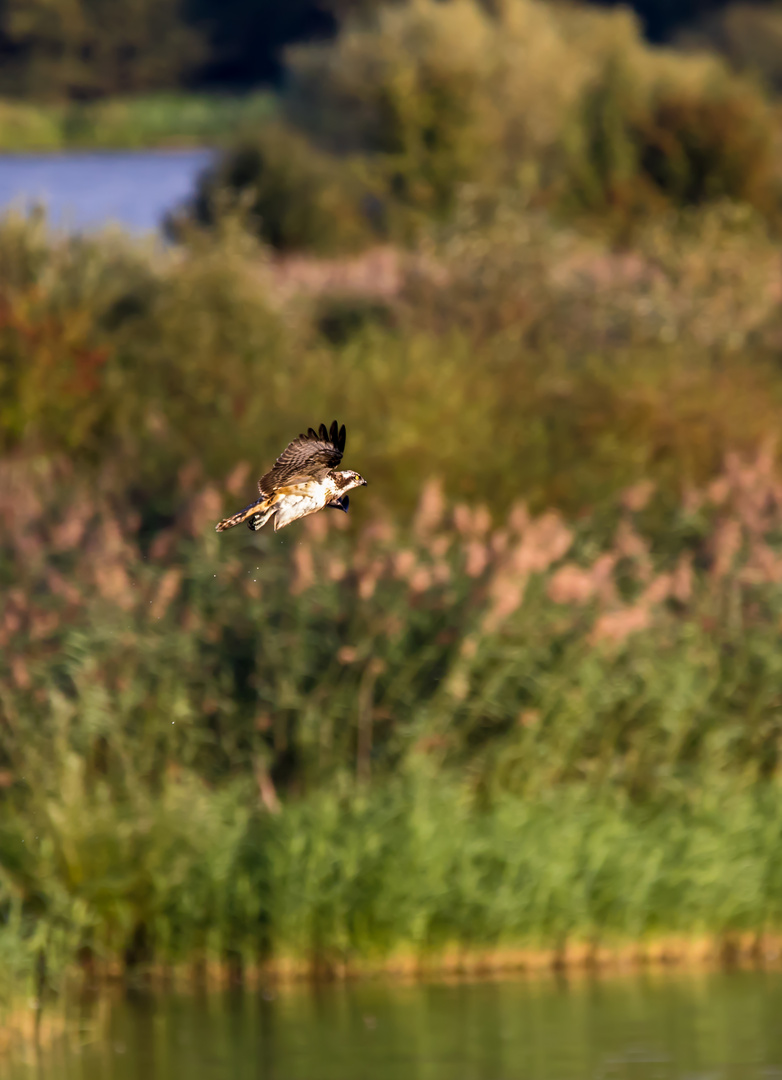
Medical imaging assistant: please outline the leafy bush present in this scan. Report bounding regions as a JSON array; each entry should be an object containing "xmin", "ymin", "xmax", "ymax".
[
  {"xmin": 676, "ymin": 4, "xmax": 782, "ymax": 94},
  {"xmin": 566, "ymin": 58, "xmax": 778, "ymax": 217},
  {"xmin": 179, "ymin": 122, "xmax": 378, "ymax": 252},
  {"xmin": 0, "ymin": 0, "xmax": 204, "ymax": 100},
  {"xmin": 184, "ymin": 0, "xmax": 782, "ymax": 247},
  {"xmin": 5, "ymin": 202, "xmax": 782, "ymax": 516},
  {"xmin": 638, "ymin": 80, "xmax": 776, "ymax": 209},
  {"xmin": 285, "ymin": 0, "xmax": 502, "ymax": 218}
]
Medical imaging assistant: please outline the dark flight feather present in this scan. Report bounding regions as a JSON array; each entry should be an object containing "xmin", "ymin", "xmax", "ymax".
[{"xmin": 258, "ymin": 420, "xmax": 346, "ymax": 496}]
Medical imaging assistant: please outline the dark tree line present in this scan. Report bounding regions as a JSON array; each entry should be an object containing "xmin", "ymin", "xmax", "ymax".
[
  {"xmin": 0, "ymin": 0, "xmax": 771, "ymax": 99},
  {"xmin": 0, "ymin": 0, "xmax": 205, "ymax": 98},
  {"xmin": 593, "ymin": 0, "xmax": 770, "ymax": 41}
]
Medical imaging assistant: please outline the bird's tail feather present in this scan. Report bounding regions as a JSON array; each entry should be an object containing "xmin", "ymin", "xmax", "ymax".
[{"xmin": 215, "ymin": 495, "xmax": 273, "ymax": 533}]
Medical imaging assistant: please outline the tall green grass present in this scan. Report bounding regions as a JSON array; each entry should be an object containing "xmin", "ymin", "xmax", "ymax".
[{"xmin": 4, "ymin": 769, "xmax": 782, "ymax": 990}]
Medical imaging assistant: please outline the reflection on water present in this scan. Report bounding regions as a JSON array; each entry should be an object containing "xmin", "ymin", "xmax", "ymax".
[
  {"xmin": 7, "ymin": 971, "xmax": 782, "ymax": 1080},
  {"xmin": 0, "ymin": 150, "xmax": 213, "ymax": 233}
]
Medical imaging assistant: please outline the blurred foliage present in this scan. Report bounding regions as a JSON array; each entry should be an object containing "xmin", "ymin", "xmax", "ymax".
[
  {"xmin": 564, "ymin": 57, "xmax": 778, "ymax": 218},
  {"xmin": 0, "ymin": 201, "xmax": 780, "ymax": 991},
  {"xmin": 59, "ymin": 92, "xmax": 276, "ymax": 151},
  {"xmin": 4, "ymin": 202, "xmax": 782, "ymax": 515},
  {"xmin": 5, "ymin": 0, "xmax": 782, "ymax": 1003},
  {"xmin": 284, "ymin": 0, "xmax": 506, "ymax": 221},
  {"xmin": 0, "ymin": 94, "xmax": 276, "ymax": 152},
  {"xmin": 182, "ymin": 0, "xmax": 782, "ymax": 251},
  {"xmin": 676, "ymin": 4, "xmax": 782, "ymax": 93},
  {"xmin": 0, "ymin": 0, "xmax": 768, "ymax": 101},
  {"xmin": 0, "ymin": 0, "xmax": 204, "ymax": 100},
  {"xmin": 176, "ymin": 123, "xmax": 377, "ymax": 252},
  {"xmin": 5, "ymin": 436, "xmax": 782, "ymax": 983},
  {"xmin": 1, "ymin": 0, "xmax": 781, "ymax": 206}
]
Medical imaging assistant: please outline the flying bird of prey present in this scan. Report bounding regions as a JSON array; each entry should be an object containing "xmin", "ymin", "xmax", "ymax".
[{"xmin": 215, "ymin": 421, "xmax": 367, "ymax": 534}]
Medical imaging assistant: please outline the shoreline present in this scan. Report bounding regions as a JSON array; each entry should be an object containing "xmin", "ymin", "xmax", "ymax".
[
  {"xmin": 191, "ymin": 934, "xmax": 782, "ymax": 986},
  {"xmin": 62, "ymin": 932, "xmax": 782, "ymax": 992},
  {"xmin": 4, "ymin": 935, "xmax": 782, "ymax": 1056}
]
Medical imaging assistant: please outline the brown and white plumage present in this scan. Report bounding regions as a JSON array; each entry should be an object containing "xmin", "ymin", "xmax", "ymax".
[
  {"xmin": 258, "ymin": 420, "xmax": 346, "ymax": 495},
  {"xmin": 215, "ymin": 421, "xmax": 366, "ymax": 534}
]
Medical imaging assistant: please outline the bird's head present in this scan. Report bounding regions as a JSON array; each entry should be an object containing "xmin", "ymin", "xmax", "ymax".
[{"xmin": 336, "ymin": 470, "xmax": 368, "ymax": 493}]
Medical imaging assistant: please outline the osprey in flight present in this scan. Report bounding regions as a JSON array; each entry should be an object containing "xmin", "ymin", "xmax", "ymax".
[{"xmin": 215, "ymin": 421, "xmax": 367, "ymax": 534}]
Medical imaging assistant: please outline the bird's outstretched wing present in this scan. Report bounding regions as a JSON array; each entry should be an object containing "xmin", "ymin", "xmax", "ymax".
[{"xmin": 258, "ymin": 421, "xmax": 346, "ymax": 496}]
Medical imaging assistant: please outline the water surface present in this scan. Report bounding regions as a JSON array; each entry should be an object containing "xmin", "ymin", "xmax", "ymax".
[
  {"xmin": 8, "ymin": 970, "xmax": 782, "ymax": 1080},
  {"xmin": 0, "ymin": 150, "xmax": 213, "ymax": 233}
]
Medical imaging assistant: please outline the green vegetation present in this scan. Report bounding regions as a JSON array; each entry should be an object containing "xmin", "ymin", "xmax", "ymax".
[
  {"xmin": 6, "ymin": 0, "xmax": 782, "ymax": 1015},
  {"xmin": 5, "ymin": 199, "xmax": 782, "ymax": 515},
  {"xmin": 0, "ymin": 92, "xmax": 275, "ymax": 151},
  {"xmin": 0, "ymin": 0, "xmax": 737, "ymax": 106},
  {"xmin": 676, "ymin": 4, "xmax": 782, "ymax": 92},
  {"xmin": 4, "ymin": 184, "xmax": 782, "ymax": 993},
  {"xmin": 186, "ymin": 0, "xmax": 782, "ymax": 252},
  {"xmin": 5, "ymin": 389, "xmax": 782, "ymax": 987},
  {"xmin": 178, "ymin": 123, "xmax": 375, "ymax": 252},
  {"xmin": 0, "ymin": 0, "xmax": 203, "ymax": 100},
  {"xmin": 0, "ymin": 1, "xmax": 776, "ymax": 168}
]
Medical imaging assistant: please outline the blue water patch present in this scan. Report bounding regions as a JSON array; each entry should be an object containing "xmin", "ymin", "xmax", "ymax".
[{"xmin": 0, "ymin": 149, "xmax": 214, "ymax": 233}]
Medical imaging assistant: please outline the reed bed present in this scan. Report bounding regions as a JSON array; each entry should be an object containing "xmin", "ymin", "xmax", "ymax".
[{"xmin": 4, "ymin": 444, "xmax": 782, "ymax": 990}]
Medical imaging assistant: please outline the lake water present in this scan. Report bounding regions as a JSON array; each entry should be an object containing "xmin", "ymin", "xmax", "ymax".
[
  {"xmin": 7, "ymin": 970, "xmax": 782, "ymax": 1080},
  {"xmin": 0, "ymin": 150, "xmax": 214, "ymax": 233}
]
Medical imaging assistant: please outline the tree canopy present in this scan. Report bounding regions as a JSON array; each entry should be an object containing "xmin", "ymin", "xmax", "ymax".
[{"xmin": 0, "ymin": 0, "xmax": 772, "ymax": 99}]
